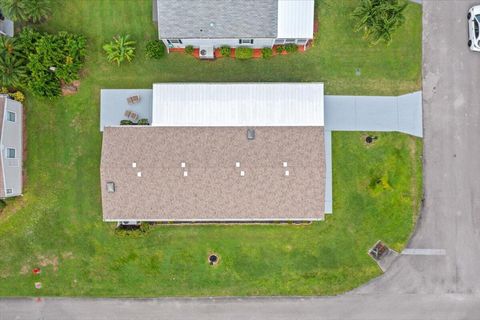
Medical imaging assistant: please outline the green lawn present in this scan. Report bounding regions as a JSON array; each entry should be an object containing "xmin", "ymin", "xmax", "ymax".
[{"xmin": 0, "ymin": 0, "xmax": 423, "ymax": 296}]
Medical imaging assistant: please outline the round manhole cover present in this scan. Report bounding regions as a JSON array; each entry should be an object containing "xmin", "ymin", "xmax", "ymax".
[
  {"xmin": 208, "ymin": 254, "xmax": 219, "ymax": 265},
  {"xmin": 200, "ymin": 49, "xmax": 207, "ymax": 56}
]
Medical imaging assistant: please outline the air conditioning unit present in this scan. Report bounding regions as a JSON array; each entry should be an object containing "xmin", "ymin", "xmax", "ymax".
[{"xmin": 199, "ymin": 46, "xmax": 214, "ymax": 60}]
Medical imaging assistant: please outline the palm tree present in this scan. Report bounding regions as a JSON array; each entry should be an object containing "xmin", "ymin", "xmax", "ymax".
[
  {"xmin": 352, "ymin": 0, "xmax": 408, "ymax": 45},
  {"xmin": 0, "ymin": 54, "xmax": 26, "ymax": 87},
  {"xmin": 0, "ymin": 0, "xmax": 27, "ymax": 22},
  {"xmin": 25, "ymin": 0, "xmax": 51, "ymax": 23},
  {"xmin": 103, "ymin": 35, "xmax": 136, "ymax": 66}
]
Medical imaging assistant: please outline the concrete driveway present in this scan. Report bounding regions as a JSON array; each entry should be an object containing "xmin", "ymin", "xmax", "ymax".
[
  {"xmin": 2, "ymin": 1, "xmax": 480, "ymax": 319},
  {"xmin": 323, "ymin": 91, "xmax": 423, "ymax": 212}
]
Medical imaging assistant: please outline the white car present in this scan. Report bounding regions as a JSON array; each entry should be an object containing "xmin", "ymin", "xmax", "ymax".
[{"xmin": 468, "ymin": 6, "xmax": 480, "ymax": 51}]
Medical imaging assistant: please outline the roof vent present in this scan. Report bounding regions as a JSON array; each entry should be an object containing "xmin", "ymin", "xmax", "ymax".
[
  {"xmin": 247, "ymin": 128, "xmax": 255, "ymax": 140},
  {"xmin": 235, "ymin": 162, "xmax": 240, "ymax": 168},
  {"xmin": 285, "ymin": 170, "xmax": 290, "ymax": 177},
  {"xmin": 137, "ymin": 172, "xmax": 142, "ymax": 177},
  {"xmin": 183, "ymin": 171, "xmax": 188, "ymax": 177},
  {"xmin": 283, "ymin": 162, "xmax": 288, "ymax": 167},
  {"xmin": 132, "ymin": 162, "xmax": 137, "ymax": 168},
  {"xmin": 181, "ymin": 162, "xmax": 186, "ymax": 168},
  {"xmin": 106, "ymin": 181, "xmax": 115, "ymax": 193},
  {"xmin": 240, "ymin": 170, "xmax": 245, "ymax": 177}
]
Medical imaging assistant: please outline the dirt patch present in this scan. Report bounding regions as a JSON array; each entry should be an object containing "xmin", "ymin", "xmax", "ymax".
[
  {"xmin": 37, "ymin": 255, "xmax": 59, "ymax": 272},
  {"xmin": 62, "ymin": 252, "xmax": 74, "ymax": 259},
  {"xmin": 19, "ymin": 265, "xmax": 29, "ymax": 275},
  {"xmin": 61, "ymin": 80, "xmax": 81, "ymax": 96}
]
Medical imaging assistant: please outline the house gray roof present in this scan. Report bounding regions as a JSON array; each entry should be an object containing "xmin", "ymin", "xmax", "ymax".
[
  {"xmin": 101, "ymin": 126, "xmax": 325, "ymax": 221},
  {"xmin": 156, "ymin": 0, "xmax": 278, "ymax": 38}
]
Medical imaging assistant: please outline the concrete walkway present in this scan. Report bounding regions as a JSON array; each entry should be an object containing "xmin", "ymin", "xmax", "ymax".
[{"xmin": 324, "ymin": 91, "xmax": 423, "ymax": 213}]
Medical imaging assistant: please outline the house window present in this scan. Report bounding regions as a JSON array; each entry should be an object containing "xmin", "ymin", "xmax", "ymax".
[
  {"xmin": 167, "ymin": 39, "xmax": 182, "ymax": 44},
  {"xmin": 6, "ymin": 188, "xmax": 12, "ymax": 194},
  {"xmin": 239, "ymin": 39, "xmax": 254, "ymax": 44},
  {"xmin": 7, "ymin": 111, "xmax": 15, "ymax": 122},
  {"xmin": 297, "ymin": 39, "xmax": 308, "ymax": 45},
  {"xmin": 285, "ymin": 39, "xmax": 296, "ymax": 44},
  {"xmin": 6, "ymin": 148, "xmax": 15, "ymax": 159},
  {"xmin": 274, "ymin": 38, "xmax": 286, "ymax": 45}
]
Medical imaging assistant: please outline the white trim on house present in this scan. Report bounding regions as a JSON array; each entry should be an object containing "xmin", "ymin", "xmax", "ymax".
[{"xmin": 151, "ymin": 83, "xmax": 324, "ymax": 127}]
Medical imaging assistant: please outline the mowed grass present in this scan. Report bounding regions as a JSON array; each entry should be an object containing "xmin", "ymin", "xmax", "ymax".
[{"xmin": 0, "ymin": 0, "xmax": 423, "ymax": 296}]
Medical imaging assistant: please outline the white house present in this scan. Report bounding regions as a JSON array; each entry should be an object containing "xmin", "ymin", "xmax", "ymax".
[
  {"xmin": 154, "ymin": 0, "xmax": 315, "ymax": 55},
  {"xmin": 0, "ymin": 96, "xmax": 23, "ymax": 198}
]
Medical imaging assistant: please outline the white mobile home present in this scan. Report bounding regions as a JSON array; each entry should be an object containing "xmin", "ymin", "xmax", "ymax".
[{"xmin": 155, "ymin": 0, "xmax": 315, "ymax": 54}]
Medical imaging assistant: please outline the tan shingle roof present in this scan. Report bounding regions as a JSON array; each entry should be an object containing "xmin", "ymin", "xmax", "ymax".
[{"xmin": 101, "ymin": 126, "xmax": 325, "ymax": 221}]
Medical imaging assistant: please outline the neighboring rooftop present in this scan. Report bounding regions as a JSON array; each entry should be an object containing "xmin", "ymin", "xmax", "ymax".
[
  {"xmin": 152, "ymin": 83, "xmax": 324, "ymax": 127},
  {"xmin": 101, "ymin": 126, "xmax": 325, "ymax": 221},
  {"xmin": 0, "ymin": 96, "xmax": 23, "ymax": 198},
  {"xmin": 156, "ymin": 0, "xmax": 314, "ymax": 39}
]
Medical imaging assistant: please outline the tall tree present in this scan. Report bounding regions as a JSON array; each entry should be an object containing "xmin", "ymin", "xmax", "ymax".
[
  {"xmin": 352, "ymin": 0, "xmax": 408, "ymax": 45},
  {"xmin": 25, "ymin": 0, "xmax": 51, "ymax": 23},
  {"xmin": 0, "ymin": 0, "xmax": 27, "ymax": 22},
  {"xmin": 0, "ymin": 37, "xmax": 26, "ymax": 87},
  {"xmin": 0, "ymin": 0, "xmax": 51, "ymax": 22},
  {"xmin": 0, "ymin": 54, "xmax": 26, "ymax": 87}
]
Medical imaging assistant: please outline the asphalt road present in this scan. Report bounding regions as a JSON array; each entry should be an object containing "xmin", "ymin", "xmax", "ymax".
[{"xmin": 2, "ymin": 1, "xmax": 480, "ymax": 319}]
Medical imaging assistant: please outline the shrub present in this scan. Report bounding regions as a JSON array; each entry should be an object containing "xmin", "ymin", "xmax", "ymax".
[
  {"xmin": 285, "ymin": 43, "xmax": 298, "ymax": 53},
  {"xmin": 275, "ymin": 45, "xmax": 285, "ymax": 54},
  {"xmin": 261, "ymin": 47, "xmax": 273, "ymax": 59},
  {"xmin": 145, "ymin": 40, "xmax": 165, "ymax": 59},
  {"xmin": 352, "ymin": 0, "xmax": 408, "ymax": 45},
  {"xmin": 103, "ymin": 34, "xmax": 135, "ymax": 66},
  {"xmin": 0, "ymin": 87, "xmax": 7, "ymax": 94},
  {"xmin": 235, "ymin": 47, "xmax": 253, "ymax": 60},
  {"xmin": 120, "ymin": 119, "xmax": 134, "ymax": 125},
  {"xmin": 0, "ymin": 0, "xmax": 51, "ymax": 23},
  {"xmin": 24, "ymin": 31, "xmax": 86, "ymax": 97},
  {"xmin": 137, "ymin": 118, "xmax": 149, "ymax": 125},
  {"xmin": 9, "ymin": 90, "xmax": 24, "ymax": 102},
  {"xmin": 184, "ymin": 45, "xmax": 194, "ymax": 55},
  {"xmin": 219, "ymin": 45, "xmax": 231, "ymax": 57}
]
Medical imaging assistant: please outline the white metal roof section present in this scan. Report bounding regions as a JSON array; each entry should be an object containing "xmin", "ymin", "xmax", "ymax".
[
  {"xmin": 152, "ymin": 83, "xmax": 324, "ymax": 127},
  {"xmin": 277, "ymin": 0, "xmax": 315, "ymax": 39}
]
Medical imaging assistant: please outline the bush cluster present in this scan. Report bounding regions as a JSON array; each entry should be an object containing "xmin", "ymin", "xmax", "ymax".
[
  {"xmin": 285, "ymin": 43, "xmax": 298, "ymax": 53},
  {"xmin": 0, "ymin": 27, "xmax": 86, "ymax": 97},
  {"xmin": 120, "ymin": 118, "xmax": 150, "ymax": 125},
  {"xmin": 120, "ymin": 120, "xmax": 134, "ymax": 125},
  {"xmin": 219, "ymin": 45, "xmax": 231, "ymax": 57},
  {"xmin": 235, "ymin": 47, "xmax": 253, "ymax": 60},
  {"xmin": 275, "ymin": 45, "xmax": 285, "ymax": 54},
  {"xmin": 145, "ymin": 39, "xmax": 165, "ymax": 59},
  {"xmin": 137, "ymin": 118, "xmax": 149, "ymax": 125},
  {"xmin": 9, "ymin": 91, "xmax": 24, "ymax": 102},
  {"xmin": 261, "ymin": 47, "xmax": 273, "ymax": 59},
  {"xmin": 185, "ymin": 45, "xmax": 194, "ymax": 55}
]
